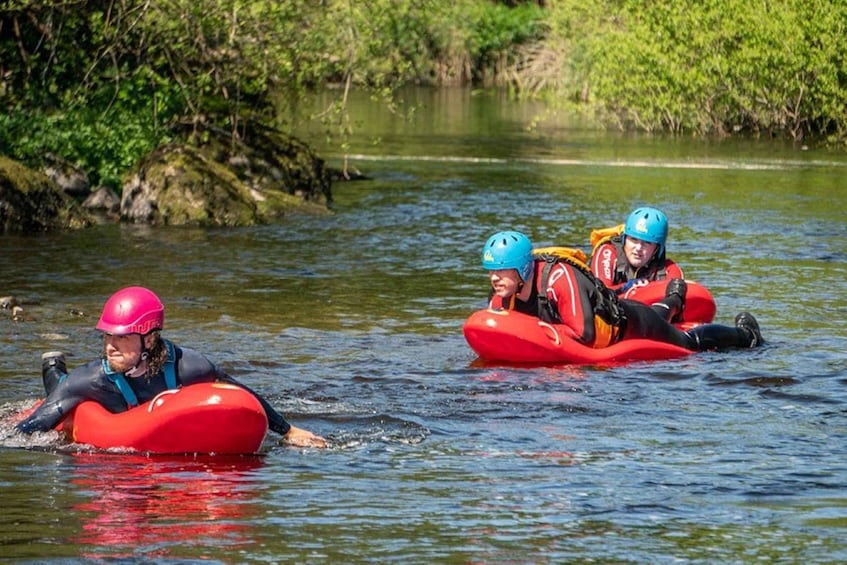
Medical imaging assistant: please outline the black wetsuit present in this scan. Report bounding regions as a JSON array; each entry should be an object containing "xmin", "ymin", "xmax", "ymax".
[
  {"xmin": 16, "ymin": 343, "xmax": 292, "ymax": 436},
  {"xmin": 619, "ymin": 300, "xmax": 753, "ymax": 350},
  {"xmin": 499, "ymin": 259, "xmax": 756, "ymax": 351}
]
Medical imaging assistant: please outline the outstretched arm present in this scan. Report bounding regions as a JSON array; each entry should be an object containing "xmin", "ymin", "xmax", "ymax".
[
  {"xmin": 241, "ymin": 381, "xmax": 327, "ymax": 447},
  {"xmin": 178, "ymin": 346, "xmax": 327, "ymax": 448},
  {"xmin": 15, "ymin": 359, "xmax": 114, "ymax": 434},
  {"xmin": 214, "ymin": 370, "xmax": 326, "ymax": 448}
]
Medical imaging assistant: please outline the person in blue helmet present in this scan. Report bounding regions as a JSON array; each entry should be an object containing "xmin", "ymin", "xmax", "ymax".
[
  {"xmin": 589, "ymin": 206, "xmax": 686, "ymax": 322},
  {"xmin": 482, "ymin": 230, "xmax": 763, "ymax": 351}
]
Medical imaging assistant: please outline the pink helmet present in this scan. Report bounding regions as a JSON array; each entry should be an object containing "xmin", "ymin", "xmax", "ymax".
[{"xmin": 96, "ymin": 286, "xmax": 164, "ymax": 335}]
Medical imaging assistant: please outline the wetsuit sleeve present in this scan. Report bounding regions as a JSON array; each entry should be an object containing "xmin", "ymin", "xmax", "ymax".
[
  {"xmin": 547, "ymin": 263, "xmax": 596, "ymax": 345},
  {"xmin": 590, "ymin": 242, "xmax": 621, "ymax": 291},
  {"xmin": 15, "ymin": 359, "xmax": 117, "ymax": 434},
  {"xmin": 216, "ymin": 372, "xmax": 292, "ymax": 436},
  {"xmin": 664, "ymin": 259, "xmax": 684, "ymax": 280},
  {"xmin": 176, "ymin": 346, "xmax": 292, "ymax": 436}
]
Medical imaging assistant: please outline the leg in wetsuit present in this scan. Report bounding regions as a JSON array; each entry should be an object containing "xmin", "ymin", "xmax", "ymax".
[
  {"xmin": 649, "ymin": 278, "xmax": 686, "ymax": 323},
  {"xmin": 619, "ymin": 300, "xmax": 760, "ymax": 351},
  {"xmin": 42, "ymin": 352, "xmax": 67, "ymax": 395}
]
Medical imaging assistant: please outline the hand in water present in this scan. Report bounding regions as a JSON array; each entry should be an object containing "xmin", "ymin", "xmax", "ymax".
[{"xmin": 285, "ymin": 425, "xmax": 327, "ymax": 448}]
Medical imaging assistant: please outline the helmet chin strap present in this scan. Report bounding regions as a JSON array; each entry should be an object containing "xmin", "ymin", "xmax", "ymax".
[
  {"xmin": 124, "ymin": 334, "xmax": 150, "ymax": 378},
  {"xmin": 517, "ymin": 268, "xmax": 533, "ymax": 294}
]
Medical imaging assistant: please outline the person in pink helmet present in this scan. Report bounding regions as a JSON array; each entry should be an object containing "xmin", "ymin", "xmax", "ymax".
[{"xmin": 16, "ymin": 286, "xmax": 326, "ymax": 448}]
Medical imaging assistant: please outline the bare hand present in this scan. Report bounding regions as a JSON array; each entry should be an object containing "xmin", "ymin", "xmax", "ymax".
[{"xmin": 284, "ymin": 425, "xmax": 327, "ymax": 448}]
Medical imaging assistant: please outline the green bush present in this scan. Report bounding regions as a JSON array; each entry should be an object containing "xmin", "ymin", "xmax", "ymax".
[
  {"xmin": 543, "ymin": 0, "xmax": 847, "ymax": 141},
  {"xmin": 3, "ymin": 0, "xmax": 845, "ymax": 189}
]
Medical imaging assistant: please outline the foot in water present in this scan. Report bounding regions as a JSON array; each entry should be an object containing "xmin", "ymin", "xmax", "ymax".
[
  {"xmin": 41, "ymin": 351, "xmax": 67, "ymax": 395},
  {"xmin": 735, "ymin": 312, "xmax": 763, "ymax": 347},
  {"xmin": 652, "ymin": 278, "xmax": 687, "ymax": 322}
]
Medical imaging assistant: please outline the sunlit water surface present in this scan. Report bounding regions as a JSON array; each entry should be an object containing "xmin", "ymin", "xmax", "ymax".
[{"xmin": 1, "ymin": 88, "xmax": 846, "ymax": 562}]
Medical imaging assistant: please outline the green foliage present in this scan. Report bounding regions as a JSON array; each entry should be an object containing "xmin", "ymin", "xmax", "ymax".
[
  {"xmin": 464, "ymin": 1, "xmax": 545, "ymax": 77},
  {"xmin": 0, "ymin": 0, "xmax": 548, "ymax": 187},
  {"xmin": 3, "ymin": 0, "xmax": 845, "ymax": 190},
  {"xmin": 267, "ymin": 0, "xmax": 545, "ymax": 173},
  {"xmin": 542, "ymin": 0, "xmax": 847, "ymax": 141}
]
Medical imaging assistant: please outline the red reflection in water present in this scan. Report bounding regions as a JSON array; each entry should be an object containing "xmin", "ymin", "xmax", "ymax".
[
  {"xmin": 69, "ymin": 452, "xmax": 265, "ymax": 558},
  {"xmin": 470, "ymin": 359, "xmax": 589, "ymax": 384}
]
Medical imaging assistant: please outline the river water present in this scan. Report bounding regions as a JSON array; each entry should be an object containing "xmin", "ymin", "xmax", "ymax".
[{"xmin": 1, "ymin": 88, "xmax": 846, "ymax": 562}]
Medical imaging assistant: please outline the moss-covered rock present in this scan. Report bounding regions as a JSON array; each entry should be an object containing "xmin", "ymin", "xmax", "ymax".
[
  {"xmin": 0, "ymin": 156, "xmax": 92, "ymax": 233},
  {"xmin": 121, "ymin": 128, "xmax": 332, "ymax": 227},
  {"xmin": 0, "ymin": 127, "xmax": 333, "ymax": 230},
  {"xmin": 121, "ymin": 144, "xmax": 263, "ymax": 226},
  {"xmin": 220, "ymin": 125, "xmax": 333, "ymax": 207}
]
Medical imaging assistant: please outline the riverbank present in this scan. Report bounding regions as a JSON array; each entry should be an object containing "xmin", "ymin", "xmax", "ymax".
[{"xmin": 0, "ymin": 128, "xmax": 333, "ymax": 233}]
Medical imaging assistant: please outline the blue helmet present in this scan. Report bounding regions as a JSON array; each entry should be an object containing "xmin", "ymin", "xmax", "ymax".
[
  {"xmin": 624, "ymin": 207, "xmax": 668, "ymax": 255},
  {"xmin": 482, "ymin": 231, "xmax": 534, "ymax": 282}
]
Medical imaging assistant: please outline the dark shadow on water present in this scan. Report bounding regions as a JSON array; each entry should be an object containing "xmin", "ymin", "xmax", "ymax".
[{"xmin": 704, "ymin": 373, "xmax": 801, "ymax": 388}]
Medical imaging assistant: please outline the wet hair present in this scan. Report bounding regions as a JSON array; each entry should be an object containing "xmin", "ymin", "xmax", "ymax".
[{"xmin": 145, "ymin": 331, "xmax": 168, "ymax": 378}]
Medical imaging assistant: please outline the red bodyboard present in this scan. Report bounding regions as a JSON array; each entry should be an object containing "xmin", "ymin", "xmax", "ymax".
[
  {"xmin": 463, "ymin": 309, "xmax": 694, "ymax": 366},
  {"xmin": 61, "ymin": 383, "xmax": 268, "ymax": 454}
]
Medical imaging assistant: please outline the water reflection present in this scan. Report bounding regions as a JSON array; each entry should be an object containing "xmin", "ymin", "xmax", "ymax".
[
  {"xmin": 69, "ymin": 453, "xmax": 265, "ymax": 559},
  {"xmin": 470, "ymin": 358, "xmax": 589, "ymax": 380}
]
